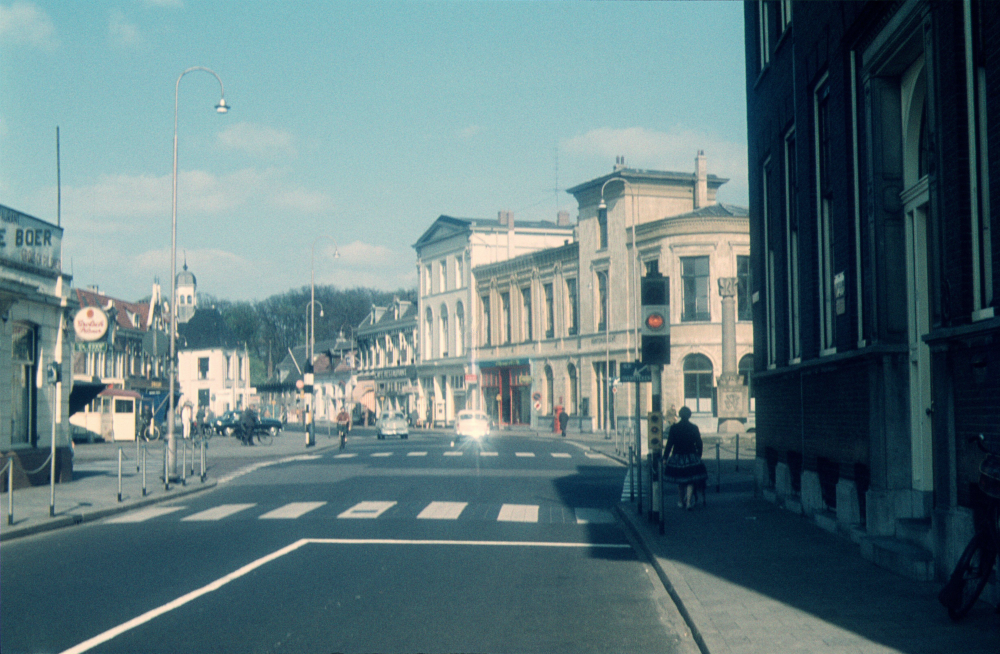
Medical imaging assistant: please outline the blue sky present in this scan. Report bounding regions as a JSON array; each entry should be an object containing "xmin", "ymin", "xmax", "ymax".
[{"xmin": 0, "ymin": 0, "xmax": 747, "ymax": 302}]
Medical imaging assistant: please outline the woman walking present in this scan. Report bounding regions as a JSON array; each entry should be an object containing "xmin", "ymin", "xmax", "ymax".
[{"xmin": 662, "ymin": 406, "xmax": 708, "ymax": 510}]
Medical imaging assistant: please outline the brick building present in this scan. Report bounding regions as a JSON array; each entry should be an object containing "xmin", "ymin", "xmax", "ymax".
[{"xmin": 745, "ymin": 0, "xmax": 1000, "ymax": 592}]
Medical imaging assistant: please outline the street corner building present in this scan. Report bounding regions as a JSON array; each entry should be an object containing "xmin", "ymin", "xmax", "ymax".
[
  {"xmin": 745, "ymin": 0, "xmax": 1000, "ymax": 595},
  {"xmin": 0, "ymin": 205, "xmax": 76, "ymax": 489},
  {"xmin": 412, "ymin": 155, "xmax": 753, "ymax": 440}
]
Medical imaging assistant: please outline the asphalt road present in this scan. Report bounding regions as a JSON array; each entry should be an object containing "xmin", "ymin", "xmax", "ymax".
[{"xmin": 2, "ymin": 431, "xmax": 693, "ymax": 654}]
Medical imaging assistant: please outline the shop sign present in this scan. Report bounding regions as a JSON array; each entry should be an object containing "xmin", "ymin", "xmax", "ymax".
[
  {"xmin": 517, "ymin": 374, "xmax": 533, "ymax": 385},
  {"xmin": 464, "ymin": 373, "xmax": 478, "ymax": 383},
  {"xmin": 0, "ymin": 206, "xmax": 63, "ymax": 273},
  {"xmin": 73, "ymin": 306, "xmax": 109, "ymax": 342},
  {"xmin": 480, "ymin": 358, "xmax": 529, "ymax": 368},
  {"xmin": 74, "ymin": 341, "xmax": 107, "ymax": 353}
]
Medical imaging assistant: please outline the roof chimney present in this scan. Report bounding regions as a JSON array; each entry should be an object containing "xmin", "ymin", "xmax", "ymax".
[
  {"xmin": 498, "ymin": 210, "xmax": 515, "ymax": 228},
  {"xmin": 694, "ymin": 150, "xmax": 708, "ymax": 209},
  {"xmin": 557, "ymin": 210, "xmax": 570, "ymax": 226},
  {"xmin": 614, "ymin": 156, "xmax": 627, "ymax": 172}
]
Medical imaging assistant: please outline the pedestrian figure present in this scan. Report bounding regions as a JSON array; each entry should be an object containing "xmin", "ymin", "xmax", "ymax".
[
  {"xmin": 558, "ymin": 409, "xmax": 569, "ymax": 438},
  {"xmin": 665, "ymin": 404, "xmax": 678, "ymax": 427},
  {"xmin": 240, "ymin": 406, "xmax": 256, "ymax": 446},
  {"xmin": 181, "ymin": 402, "xmax": 193, "ymax": 440},
  {"xmin": 337, "ymin": 407, "xmax": 350, "ymax": 450},
  {"xmin": 662, "ymin": 406, "xmax": 707, "ymax": 510}
]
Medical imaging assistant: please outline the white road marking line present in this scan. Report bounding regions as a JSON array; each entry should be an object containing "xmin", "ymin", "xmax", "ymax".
[
  {"xmin": 574, "ymin": 508, "xmax": 616, "ymax": 524},
  {"xmin": 181, "ymin": 504, "xmax": 256, "ymax": 521},
  {"xmin": 478, "ymin": 451, "xmax": 498, "ymax": 456},
  {"xmin": 106, "ymin": 506, "xmax": 185, "ymax": 524},
  {"xmin": 58, "ymin": 538, "xmax": 312, "ymax": 654},
  {"xmin": 497, "ymin": 503, "xmax": 539, "ymax": 522},
  {"xmin": 584, "ymin": 452, "xmax": 606, "ymax": 459},
  {"xmin": 407, "ymin": 451, "xmax": 428, "ymax": 456},
  {"xmin": 417, "ymin": 501, "xmax": 468, "ymax": 520},
  {"xmin": 550, "ymin": 452, "xmax": 572, "ymax": 458},
  {"xmin": 371, "ymin": 452, "xmax": 393, "ymax": 457},
  {"xmin": 337, "ymin": 501, "xmax": 397, "ymax": 519},
  {"xmin": 333, "ymin": 453, "xmax": 357, "ymax": 459},
  {"xmin": 215, "ymin": 454, "xmax": 322, "ymax": 483},
  {"xmin": 443, "ymin": 451, "xmax": 463, "ymax": 456},
  {"xmin": 515, "ymin": 452, "xmax": 535, "ymax": 458},
  {"xmin": 259, "ymin": 502, "xmax": 327, "ymax": 520}
]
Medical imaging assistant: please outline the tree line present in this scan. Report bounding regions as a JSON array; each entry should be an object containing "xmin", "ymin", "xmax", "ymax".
[{"xmin": 202, "ymin": 285, "xmax": 416, "ymax": 382}]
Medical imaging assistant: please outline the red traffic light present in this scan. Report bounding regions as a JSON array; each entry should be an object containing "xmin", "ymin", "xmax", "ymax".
[{"xmin": 645, "ymin": 313, "xmax": 665, "ymax": 330}]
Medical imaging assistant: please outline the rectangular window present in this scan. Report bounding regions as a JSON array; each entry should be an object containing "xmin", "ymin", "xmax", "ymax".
[
  {"xmin": 565, "ymin": 278, "xmax": 578, "ymax": 336},
  {"xmin": 780, "ymin": 0, "xmax": 791, "ymax": 32},
  {"xmin": 758, "ymin": 0, "xmax": 771, "ymax": 71},
  {"xmin": 645, "ymin": 259, "xmax": 659, "ymax": 276},
  {"xmin": 439, "ymin": 260, "xmax": 447, "ymax": 293},
  {"xmin": 481, "ymin": 295, "xmax": 491, "ymax": 346},
  {"xmin": 785, "ymin": 128, "xmax": 801, "ymax": 361},
  {"xmin": 596, "ymin": 271, "xmax": 608, "ymax": 332},
  {"xmin": 424, "ymin": 264, "xmax": 432, "ymax": 296},
  {"xmin": 681, "ymin": 256, "xmax": 711, "ymax": 322},
  {"xmin": 522, "ymin": 287, "xmax": 532, "ymax": 342},
  {"xmin": 198, "ymin": 357, "xmax": 209, "ymax": 380},
  {"xmin": 544, "ymin": 283, "xmax": 554, "ymax": 339},
  {"xmin": 456, "ymin": 257, "xmax": 464, "ymax": 290},
  {"xmin": 815, "ymin": 77, "xmax": 836, "ymax": 353},
  {"xmin": 598, "ymin": 207, "xmax": 608, "ymax": 250},
  {"xmin": 10, "ymin": 323, "xmax": 36, "ymax": 445},
  {"xmin": 763, "ymin": 158, "xmax": 777, "ymax": 367},
  {"xmin": 737, "ymin": 255, "xmax": 752, "ymax": 321},
  {"xmin": 501, "ymin": 292, "xmax": 511, "ymax": 344}
]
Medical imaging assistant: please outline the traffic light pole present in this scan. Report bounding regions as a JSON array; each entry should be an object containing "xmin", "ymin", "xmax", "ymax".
[{"xmin": 650, "ymin": 364, "xmax": 662, "ymax": 523}]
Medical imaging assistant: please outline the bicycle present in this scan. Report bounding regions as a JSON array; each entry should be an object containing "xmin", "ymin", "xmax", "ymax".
[
  {"xmin": 139, "ymin": 417, "xmax": 161, "ymax": 442},
  {"xmin": 939, "ymin": 433, "xmax": 1000, "ymax": 620}
]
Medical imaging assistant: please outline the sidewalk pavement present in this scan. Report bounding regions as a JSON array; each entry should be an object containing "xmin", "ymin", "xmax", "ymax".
[
  {"xmin": 0, "ymin": 428, "xmax": 344, "ymax": 542},
  {"xmin": 565, "ymin": 429, "xmax": 999, "ymax": 654}
]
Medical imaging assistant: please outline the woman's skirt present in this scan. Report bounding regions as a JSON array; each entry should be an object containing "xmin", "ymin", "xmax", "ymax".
[{"xmin": 664, "ymin": 452, "xmax": 708, "ymax": 485}]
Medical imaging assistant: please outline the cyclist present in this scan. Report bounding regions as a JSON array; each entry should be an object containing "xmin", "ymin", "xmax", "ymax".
[
  {"xmin": 336, "ymin": 407, "xmax": 351, "ymax": 450},
  {"xmin": 240, "ymin": 406, "xmax": 257, "ymax": 446}
]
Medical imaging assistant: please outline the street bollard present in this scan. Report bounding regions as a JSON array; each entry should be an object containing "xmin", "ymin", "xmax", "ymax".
[
  {"xmin": 659, "ymin": 455, "xmax": 666, "ymax": 535},
  {"xmin": 142, "ymin": 446, "xmax": 147, "ymax": 497},
  {"xmin": 181, "ymin": 439, "xmax": 187, "ymax": 486},
  {"xmin": 118, "ymin": 448, "xmax": 123, "ymax": 502},
  {"xmin": 629, "ymin": 444, "xmax": 635, "ymax": 502},
  {"xmin": 136, "ymin": 436, "xmax": 140, "ymax": 473},
  {"xmin": 735, "ymin": 433, "xmax": 740, "ymax": 472},
  {"xmin": 163, "ymin": 440, "xmax": 170, "ymax": 491},
  {"xmin": 200, "ymin": 438, "xmax": 206, "ymax": 482},
  {"xmin": 6, "ymin": 461, "xmax": 13, "ymax": 526},
  {"xmin": 716, "ymin": 442, "xmax": 721, "ymax": 493}
]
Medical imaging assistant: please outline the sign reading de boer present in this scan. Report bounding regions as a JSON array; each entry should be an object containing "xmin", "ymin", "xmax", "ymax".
[
  {"xmin": 0, "ymin": 205, "xmax": 63, "ymax": 273},
  {"xmin": 74, "ymin": 307, "xmax": 109, "ymax": 342}
]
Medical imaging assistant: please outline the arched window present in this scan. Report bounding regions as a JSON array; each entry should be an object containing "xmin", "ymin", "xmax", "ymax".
[
  {"xmin": 544, "ymin": 364, "xmax": 554, "ymax": 415},
  {"xmin": 424, "ymin": 308, "xmax": 434, "ymax": 360},
  {"xmin": 683, "ymin": 354, "xmax": 714, "ymax": 413},
  {"xmin": 455, "ymin": 301, "xmax": 465, "ymax": 357},
  {"xmin": 738, "ymin": 354, "xmax": 755, "ymax": 412},
  {"xmin": 439, "ymin": 304, "xmax": 449, "ymax": 358},
  {"xmin": 566, "ymin": 363, "xmax": 578, "ymax": 415}
]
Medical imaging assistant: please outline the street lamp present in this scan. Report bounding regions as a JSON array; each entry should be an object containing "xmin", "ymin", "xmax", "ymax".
[
  {"xmin": 304, "ymin": 300, "xmax": 325, "ymax": 355},
  {"xmin": 306, "ymin": 235, "xmax": 339, "ymax": 446},
  {"xmin": 168, "ymin": 66, "xmax": 228, "ymax": 480}
]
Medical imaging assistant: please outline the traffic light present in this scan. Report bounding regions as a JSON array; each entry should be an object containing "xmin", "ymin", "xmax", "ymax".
[
  {"xmin": 641, "ymin": 272, "xmax": 670, "ymax": 365},
  {"xmin": 647, "ymin": 411, "xmax": 664, "ymax": 451}
]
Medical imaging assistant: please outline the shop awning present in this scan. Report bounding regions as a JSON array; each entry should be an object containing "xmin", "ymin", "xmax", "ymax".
[{"xmin": 69, "ymin": 381, "xmax": 107, "ymax": 415}]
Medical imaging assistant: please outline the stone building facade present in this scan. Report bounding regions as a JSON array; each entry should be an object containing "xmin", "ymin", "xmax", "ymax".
[
  {"xmin": 472, "ymin": 157, "xmax": 753, "ymax": 437},
  {"xmin": 745, "ymin": 0, "xmax": 1000, "ymax": 587}
]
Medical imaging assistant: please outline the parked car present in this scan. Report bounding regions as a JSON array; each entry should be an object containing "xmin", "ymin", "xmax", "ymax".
[
  {"xmin": 214, "ymin": 410, "xmax": 283, "ymax": 437},
  {"xmin": 453, "ymin": 410, "xmax": 490, "ymax": 443},
  {"xmin": 375, "ymin": 411, "xmax": 409, "ymax": 439}
]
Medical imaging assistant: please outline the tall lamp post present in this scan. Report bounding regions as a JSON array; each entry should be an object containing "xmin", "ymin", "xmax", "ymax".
[
  {"xmin": 306, "ymin": 236, "xmax": 339, "ymax": 446},
  {"xmin": 597, "ymin": 176, "xmax": 638, "ymax": 443},
  {"xmin": 168, "ymin": 66, "xmax": 228, "ymax": 479}
]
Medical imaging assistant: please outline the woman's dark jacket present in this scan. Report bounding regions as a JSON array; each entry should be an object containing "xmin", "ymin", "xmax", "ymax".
[{"xmin": 663, "ymin": 419, "xmax": 703, "ymax": 458}]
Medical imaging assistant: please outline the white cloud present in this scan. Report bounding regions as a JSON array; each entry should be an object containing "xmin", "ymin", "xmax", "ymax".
[
  {"xmin": 273, "ymin": 187, "xmax": 332, "ymax": 213},
  {"xmin": 564, "ymin": 126, "xmax": 748, "ymax": 204},
  {"xmin": 0, "ymin": 2, "xmax": 57, "ymax": 51},
  {"xmin": 108, "ymin": 9, "xmax": 141, "ymax": 48},
  {"xmin": 458, "ymin": 125, "xmax": 482, "ymax": 139},
  {"xmin": 217, "ymin": 122, "xmax": 296, "ymax": 158}
]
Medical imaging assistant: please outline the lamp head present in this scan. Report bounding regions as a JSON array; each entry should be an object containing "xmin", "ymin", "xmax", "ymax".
[
  {"xmin": 597, "ymin": 198, "xmax": 606, "ymax": 211},
  {"xmin": 320, "ymin": 308, "xmax": 324, "ymax": 318},
  {"xmin": 334, "ymin": 249, "xmax": 341, "ymax": 259},
  {"xmin": 215, "ymin": 98, "xmax": 229, "ymax": 114}
]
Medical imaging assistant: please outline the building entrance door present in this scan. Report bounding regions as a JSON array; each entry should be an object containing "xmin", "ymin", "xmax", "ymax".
[{"xmin": 903, "ymin": 180, "xmax": 932, "ymax": 492}]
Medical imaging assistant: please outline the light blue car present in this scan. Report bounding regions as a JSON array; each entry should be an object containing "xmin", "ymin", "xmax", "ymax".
[{"xmin": 375, "ymin": 411, "xmax": 409, "ymax": 440}]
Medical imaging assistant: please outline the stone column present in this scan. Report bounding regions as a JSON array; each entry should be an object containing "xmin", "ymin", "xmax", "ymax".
[{"xmin": 717, "ymin": 277, "xmax": 747, "ymax": 433}]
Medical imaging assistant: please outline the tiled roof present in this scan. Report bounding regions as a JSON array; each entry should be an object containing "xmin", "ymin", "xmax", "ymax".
[
  {"xmin": 75, "ymin": 288, "xmax": 150, "ymax": 331},
  {"xmin": 176, "ymin": 308, "xmax": 238, "ymax": 350}
]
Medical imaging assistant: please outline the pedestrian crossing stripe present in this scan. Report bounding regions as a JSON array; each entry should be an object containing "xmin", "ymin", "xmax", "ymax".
[
  {"xmin": 479, "ymin": 451, "xmax": 498, "ymax": 456},
  {"xmin": 106, "ymin": 506, "xmax": 186, "ymax": 523},
  {"xmin": 337, "ymin": 501, "xmax": 397, "ymax": 519},
  {"xmin": 443, "ymin": 451, "xmax": 463, "ymax": 456},
  {"xmin": 417, "ymin": 501, "xmax": 468, "ymax": 520},
  {"xmin": 551, "ymin": 453, "xmax": 571, "ymax": 458},
  {"xmin": 334, "ymin": 453, "xmax": 357, "ymax": 459},
  {"xmin": 497, "ymin": 504, "xmax": 539, "ymax": 522},
  {"xmin": 182, "ymin": 504, "xmax": 257, "ymax": 521},
  {"xmin": 259, "ymin": 502, "xmax": 326, "ymax": 519},
  {"xmin": 515, "ymin": 452, "xmax": 535, "ymax": 457},
  {"xmin": 407, "ymin": 451, "xmax": 427, "ymax": 456},
  {"xmin": 371, "ymin": 452, "xmax": 393, "ymax": 457}
]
